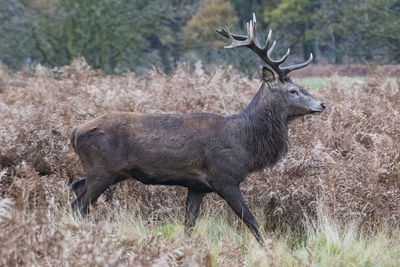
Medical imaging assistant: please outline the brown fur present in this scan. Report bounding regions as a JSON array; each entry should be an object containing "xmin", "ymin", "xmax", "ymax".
[{"xmin": 70, "ymin": 68, "xmax": 325, "ymax": 246}]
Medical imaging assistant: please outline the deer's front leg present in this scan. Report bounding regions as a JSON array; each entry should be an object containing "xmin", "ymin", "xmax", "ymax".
[
  {"xmin": 184, "ymin": 189, "xmax": 206, "ymax": 236},
  {"xmin": 215, "ymin": 184, "xmax": 265, "ymax": 245}
]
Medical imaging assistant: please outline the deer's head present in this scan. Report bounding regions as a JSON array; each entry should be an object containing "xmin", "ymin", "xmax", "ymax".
[{"xmin": 217, "ymin": 13, "xmax": 326, "ymax": 121}]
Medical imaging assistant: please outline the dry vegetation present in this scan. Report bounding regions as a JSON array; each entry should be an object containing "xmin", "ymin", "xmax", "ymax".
[{"xmin": 1, "ymin": 58, "xmax": 400, "ymax": 266}]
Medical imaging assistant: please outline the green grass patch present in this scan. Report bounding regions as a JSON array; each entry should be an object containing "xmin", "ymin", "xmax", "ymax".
[
  {"xmin": 296, "ymin": 76, "xmax": 364, "ymax": 89},
  {"xmin": 155, "ymin": 223, "xmax": 183, "ymax": 238}
]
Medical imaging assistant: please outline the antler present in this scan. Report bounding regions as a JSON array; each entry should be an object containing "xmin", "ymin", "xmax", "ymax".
[{"xmin": 216, "ymin": 13, "xmax": 313, "ymax": 80}]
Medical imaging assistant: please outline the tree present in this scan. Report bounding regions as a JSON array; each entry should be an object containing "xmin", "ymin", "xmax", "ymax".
[
  {"xmin": 184, "ymin": 0, "xmax": 238, "ymax": 51},
  {"xmin": 229, "ymin": 0, "xmax": 267, "ymax": 27},
  {"xmin": 1, "ymin": 0, "xmax": 400, "ymax": 72},
  {"xmin": 311, "ymin": 0, "xmax": 347, "ymax": 64},
  {"xmin": 147, "ymin": 0, "xmax": 199, "ymax": 72},
  {"xmin": 0, "ymin": 1, "xmax": 39, "ymax": 69},
  {"xmin": 341, "ymin": 0, "xmax": 400, "ymax": 63},
  {"xmin": 263, "ymin": 0, "xmax": 320, "ymax": 61},
  {"xmin": 1, "ymin": 0, "xmax": 171, "ymax": 72},
  {"xmin": 42, "ymin": 0, "xmax": 169, "ymax": 72}
]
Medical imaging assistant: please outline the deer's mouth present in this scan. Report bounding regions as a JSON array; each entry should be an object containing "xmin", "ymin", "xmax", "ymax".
[{"xmin": 309, "ymin": 103, "xmax": 326, "ymax": 114}]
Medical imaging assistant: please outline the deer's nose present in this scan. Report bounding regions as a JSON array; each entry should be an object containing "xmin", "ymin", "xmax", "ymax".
[{"xmin": 321, "ymin": 103, "xmax": 326, "ymax": 110}]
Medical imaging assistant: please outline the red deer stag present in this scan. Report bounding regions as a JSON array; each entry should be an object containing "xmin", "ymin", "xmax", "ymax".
[{"xmin": 70, "ymin": 13, "xmax": 326, "ymax": 245}]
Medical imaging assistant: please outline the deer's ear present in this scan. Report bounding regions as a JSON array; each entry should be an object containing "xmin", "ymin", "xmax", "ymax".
[{"xmin": 259, "ymin": 66, "xmax": 277, "ymax": 84}]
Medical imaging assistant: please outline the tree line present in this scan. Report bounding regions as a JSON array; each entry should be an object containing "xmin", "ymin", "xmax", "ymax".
[{"xmin": 0, "ymin": 0, "xmax": 399, "ymax": 74}]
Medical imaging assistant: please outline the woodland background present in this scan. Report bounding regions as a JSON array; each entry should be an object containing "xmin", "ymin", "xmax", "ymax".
[
  {"xmin": 1, "ymin": 0, "xmax": 400, "ymax": 75},
  {"xmin": 1, "ymin": 0, "xmax": 400, "ymax": 265}
]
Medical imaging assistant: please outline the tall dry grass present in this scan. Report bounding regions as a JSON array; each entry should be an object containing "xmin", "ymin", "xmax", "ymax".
[{"xmin": 0, "ymin": 58, "xmax": 400, "ymax": 265}]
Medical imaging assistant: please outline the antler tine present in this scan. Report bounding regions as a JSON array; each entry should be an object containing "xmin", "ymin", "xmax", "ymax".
[
  {"xmin": 223, "ymin": 27, "xmax": 236, "ymax": 48},
  {"xmin": 217, "ymin": 13, "xmax": 313, "ymax": 79},
  {"xmin": 269, "ymin": 48, "xmax": 290, "ymax": 65},
  {"xmin": 249, "ymin": 20, "xmax": 254, "ymax": 42},
  {"xmin": 267, "ymin": 40, "xmax": 276, "ymax": 57},
  {"xmin": 281, "ymin": 53, "xmax": 313, "ymax": 75},
  {"xmin": 222, "ymin": 26, "xmax": 249, "ymax": 49},
  {"xmin": 216, "ymin": 28, "xmax": 248, "ymax": 41},
  {"xmin": 250, "ymin": 13, "xmax": 261, "ymax": 47},
  {"xmin": 262, "ymin": 30, "xmax": 272, "ymax": 52}
]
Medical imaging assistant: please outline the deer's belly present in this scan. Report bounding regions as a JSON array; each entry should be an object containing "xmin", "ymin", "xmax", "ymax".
[{"xmin": 130, "ymin": 167, "xmax": 211, "ymax": 190}]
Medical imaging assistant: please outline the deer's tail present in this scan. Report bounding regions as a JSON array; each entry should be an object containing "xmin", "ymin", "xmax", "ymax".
[{"xmin": 70, "ymin": 127, "xmax": 77, "ymax": 152}]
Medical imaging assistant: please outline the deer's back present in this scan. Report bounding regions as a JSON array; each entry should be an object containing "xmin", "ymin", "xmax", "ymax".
[{"xmin": 72, "ymin": 112, "xmax": 242, "ymax": 187}]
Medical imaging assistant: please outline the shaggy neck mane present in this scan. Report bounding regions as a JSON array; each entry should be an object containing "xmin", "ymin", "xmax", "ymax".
[{"xmin": 239, "ymin": 83, "xmax": 289, "ymax": 172}]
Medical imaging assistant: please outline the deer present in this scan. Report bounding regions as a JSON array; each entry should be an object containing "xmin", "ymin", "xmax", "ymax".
[{"xmin": 69, "ymin": 13, "xmax": 326, "ymax": 245}]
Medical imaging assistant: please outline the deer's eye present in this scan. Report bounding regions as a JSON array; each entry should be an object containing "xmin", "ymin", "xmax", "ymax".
[{"xmin": 290, "ymin": 90, "xmax": 299, "ymax": 96}]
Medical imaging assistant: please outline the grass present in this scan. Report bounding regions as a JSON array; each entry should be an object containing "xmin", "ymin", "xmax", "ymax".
[
  {"xmin": 1, "ymin": 59, "xmax": 400, "ymax": 265},
  {"xmin": 9, "ymin": 201, "xmax": 400, "ymax": 266},
  {"xmin": 296, "ymin": 76, "xmax": 364, "ymax": 90},
  {"xmin": 297, "ymin": 76, "xmax": 396, "ymax": 90}
]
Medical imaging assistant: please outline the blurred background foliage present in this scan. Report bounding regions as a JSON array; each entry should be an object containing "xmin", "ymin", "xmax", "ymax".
[{"xmin": 0, "ymin": 0, "xmax": 399, "ymax": 74}]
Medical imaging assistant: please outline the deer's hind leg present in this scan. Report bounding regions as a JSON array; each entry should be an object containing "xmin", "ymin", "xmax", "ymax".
[
  {"xmin": 184, "ymin": 189, "xmax": 206, "ymax": 236},
  {"xmin": 71, "ymin": 171, "xmax": 117, "ymax": 215},
  {"xmin": 71, "ymin": 177, "xmax": 87, "ymax": 197}
]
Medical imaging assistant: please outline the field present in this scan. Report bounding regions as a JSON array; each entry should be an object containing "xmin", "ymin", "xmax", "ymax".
[{"xmin": 1, "ymin": 59, "xmax": 400, "ymax": 266}]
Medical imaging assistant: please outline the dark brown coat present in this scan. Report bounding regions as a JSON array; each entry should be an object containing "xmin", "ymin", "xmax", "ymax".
[{"xmin": 70, "ymin": 69, "xmax": 325, "ymax": 245}]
